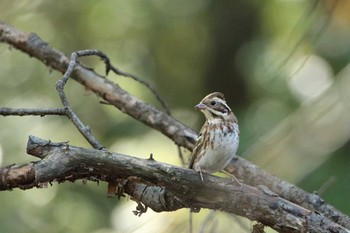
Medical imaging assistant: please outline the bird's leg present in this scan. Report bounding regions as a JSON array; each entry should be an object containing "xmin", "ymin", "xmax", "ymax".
[
  {"xmin": 195, "ymin": 167, "xmax": 204, "ymax": 181},
  {"xmin": 221, "ymin": 170, "xmax": 242, "ymax": 185}
]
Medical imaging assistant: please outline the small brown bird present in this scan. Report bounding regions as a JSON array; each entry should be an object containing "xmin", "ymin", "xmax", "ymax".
[{"xmin": 189, "ymin": 92, "xmax": 239, "ymax": 180}]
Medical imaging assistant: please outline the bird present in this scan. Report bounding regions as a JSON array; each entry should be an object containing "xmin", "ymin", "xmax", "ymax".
[{"xmin": 188, "ymin": 92, "xmax": 239, "ymax": 181}]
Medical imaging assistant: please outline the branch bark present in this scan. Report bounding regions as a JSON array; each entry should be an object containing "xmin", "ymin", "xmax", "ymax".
[
  {"xmin": 0, "ymin": 21, "xmax": 349, "ymax": 231},
  {"xmin": 0, "ymin": 136, "xmax": 348, "ymax": 233},
  {"xmin": 0, "ymin": 21, "xmax": 197, "ymax": 150},
  {"xmin": 0, "ymin": 107, "xmax": 66, "ymax": 116}
]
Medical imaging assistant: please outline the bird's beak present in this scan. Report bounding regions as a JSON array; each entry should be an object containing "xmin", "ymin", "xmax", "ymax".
[{"xmin": 195, "ymin": 103, "xmax": 207, "ymax": 110}]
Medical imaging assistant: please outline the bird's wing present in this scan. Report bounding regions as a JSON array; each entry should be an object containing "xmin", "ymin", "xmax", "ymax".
[{"xmin": 188, "ymin": 130, "xmax": 204, "ymax": 169}]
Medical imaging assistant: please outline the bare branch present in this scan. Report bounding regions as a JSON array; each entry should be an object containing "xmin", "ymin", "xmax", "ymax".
[
  {"xmin": 55, "ymin": 51, "xmax": 105, "ymax": 150},
  {"xmin": 0, "ymin": 107, "xmax": 66, "ymax": 116},
  {"xmin": 0, "ymin": 22, "xmax": 349, "ymax": 229},
  {"xmin": 225, "ymin": 154, "xmax": 350, "ymax": 229},
  {"xmin": 52, "ymin": 49, "xmax": 182, "ymax": 157},
  {"xmin": 0, "ymin": 135, "xmax": 348, "ymax": 233},
  {"xmin": 65, "ymin": 49, "xmax": 171, "ymax": 115}
]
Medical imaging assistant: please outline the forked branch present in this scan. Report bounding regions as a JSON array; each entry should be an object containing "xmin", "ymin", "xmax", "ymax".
[
  {"xmin": 0, "ymin": 22, "xmax": 349, "ymax": 231},
  {"xmin": 0, "ymin": 136, "xmax": 347, "ymax": 233}
]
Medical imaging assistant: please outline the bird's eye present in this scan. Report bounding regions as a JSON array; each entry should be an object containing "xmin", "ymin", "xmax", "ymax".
[{"xmin": 210, "ymin": 101, "xmax": 216, "ymax": 106}]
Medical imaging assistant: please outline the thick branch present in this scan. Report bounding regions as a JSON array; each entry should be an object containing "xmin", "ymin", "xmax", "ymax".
[
  {"xmin": 225, "ymin": 159, "xmax": 350, "ymax": 230},
  {"xmin": 0, "ymin": 136, "xmax": 348, "ymax": 233},
  {"xmin": 0, "ymin": 21, "xmax": 349, "ymax": 229}
]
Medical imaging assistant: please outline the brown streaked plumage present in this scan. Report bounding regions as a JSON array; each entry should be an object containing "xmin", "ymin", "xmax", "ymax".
[{"xmin": 189, "ymin": 92, "xmax": 239, "ymax": 180}]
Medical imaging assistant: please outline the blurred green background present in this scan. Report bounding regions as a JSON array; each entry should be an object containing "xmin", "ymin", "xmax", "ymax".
[{"xmin": 1, "ymin": 0, "xmax": 349, "ymax": 232}]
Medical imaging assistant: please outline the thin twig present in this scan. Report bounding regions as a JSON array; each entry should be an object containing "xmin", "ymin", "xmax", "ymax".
[
  {"xmin": 317, "ymin": 176, "xmax": 337, "ymax": 196},
  {"xmin": 55, "ymin": 51, "xmax": 105, "ymax": 150},
  {"xmin": 199, "ymin": 211, "xmax": 217, "ymax": 233},
  {"xmin": 1, "ymin": 22, "xmax": 349, "ymax": 229},
  {"xmin": 177, "ymin": 145, "xmax": 186, "ymax": 166},
  {"xmin": 68, "ymin": 49, "xmax": 171, "ymax": 115},
  {"xmin": 61, "ymin": 50, "xmax": 186, "ymax": 165},
  {"xmin": 108, "ymin": 65, "xmax": 171, "ymax": 115},
  {"xmin": 0, "ymin": 107, "xmax": 66, "ymax": 116},
  {"xmin": 189, "ymin": 212, "xmax": 193, "ymax": 233}
]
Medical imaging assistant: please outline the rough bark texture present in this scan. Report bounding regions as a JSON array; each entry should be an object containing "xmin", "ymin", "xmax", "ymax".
[
  {"xmin": 0, "ymin": 136, "xmax": 347, "ymax": 233},
  {"xmin": 0, "ymin": 22, "xmax": 349, "ymax": 232}
]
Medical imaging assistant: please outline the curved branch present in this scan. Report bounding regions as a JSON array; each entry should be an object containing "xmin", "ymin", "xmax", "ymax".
[
  {"xmin": 55, "ymin": 51, "xmax": 105, "ymax": 150},
  {"xmin": 0, "ymin": 136, "xmax": 348, "ymax": 233},
  {"xmin": 0, "ymin": 22, "xmax": 349, "ymax": 229},
  {"xmin": 0, "ymin": 21, "xmax": 197, "ymax": 150},
  {"xmin": 77, "ymin": 49, "xmax": 172, "ymax": 115}
]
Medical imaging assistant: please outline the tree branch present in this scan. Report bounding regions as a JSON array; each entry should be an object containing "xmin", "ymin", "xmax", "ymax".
[
  {"xmin": 0, "ymin": 136, "xmax": 348, "ymax": 233},
  {"xmin": 0, "ymin": 21, "xmax": 349, "ymax": 230},
  {"xmin": 0, "ymin": 21, "xmax": 197, "ymax": 150},
  {"xmin": 0, "ymin": 107, "xmax": 66, "ymax": 116},
  {"xmin": 55, "ymin": 51, "xmax": 105, "ymax": 150}
]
